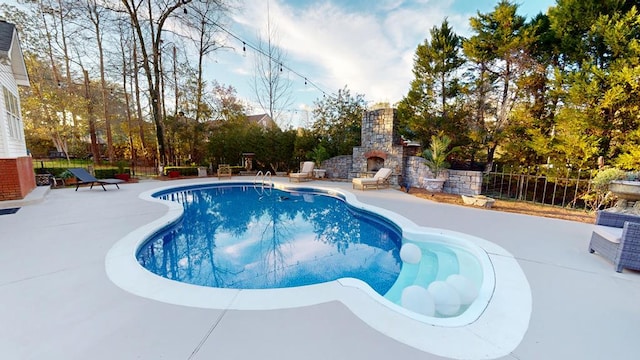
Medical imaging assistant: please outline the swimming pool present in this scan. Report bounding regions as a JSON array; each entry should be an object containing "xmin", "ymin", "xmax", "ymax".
[
  {"xmin": 135, "ymin": 184, "xmax": 484, "ymax": 318},
  {"xmin": 137, "ymin": 185, "xmax": 403, "ymax": 295},
  {"xmin": 105, "ymin": 180, "xmax": 532, "ymax": 358}
]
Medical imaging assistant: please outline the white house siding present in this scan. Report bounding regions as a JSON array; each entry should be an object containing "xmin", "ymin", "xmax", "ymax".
[{"xmin": 0, "ymin": 62, "xmax": 26, "ymax": 158}]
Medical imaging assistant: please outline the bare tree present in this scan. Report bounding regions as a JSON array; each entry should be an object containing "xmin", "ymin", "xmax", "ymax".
[
  {"xmin": 85, "ymin": 0, "xmax": 115, "ymax": 162},
  {"xmin": 116, "ymin": 20, "xmax": 137, "ymax": 169},
  {"xmin": 185, "ymin": 0, "xmax": 228, "ymax": 123},
  {"xmin": 118, "ymin": 0, "xmax": 192, "ymax": 167},
  {"xmin": 252, "ymin": 3, "xmax": 293, "ymax": 127}
]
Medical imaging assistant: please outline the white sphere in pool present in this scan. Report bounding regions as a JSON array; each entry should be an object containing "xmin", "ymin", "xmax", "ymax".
[
  {"xmin": 401, "ymin": 285, "xmax": 435, "ymax": 316},
  {"xmin": 428, "ymin": 281, "xmax": 461, "ymax": 316},
  {"xmin": 446, "ymin": 274, "xmax": 479, "ymax": 305},
  {"xmin": 399, "ymin": 243, "xmax": 422, "ymax": 264}
]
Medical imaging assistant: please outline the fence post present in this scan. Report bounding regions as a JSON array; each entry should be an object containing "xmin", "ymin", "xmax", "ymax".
[{"xmin": 572, "ymin": 169, "xmax": 582, "ymax": 209}]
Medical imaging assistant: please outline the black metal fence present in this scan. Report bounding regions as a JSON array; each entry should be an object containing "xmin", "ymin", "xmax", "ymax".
[
  {"xmin": 483, "ymin": 165, "xmax": 594, "ymax": 210},
  {"xmin": 32, "ymin": 158, "xmax": 160, "ymax": 177}
]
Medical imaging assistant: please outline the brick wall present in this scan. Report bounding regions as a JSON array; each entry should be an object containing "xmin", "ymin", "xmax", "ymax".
[{"xmin": 0, "ymin": 157, "xmax": 36, "ymax": 200}]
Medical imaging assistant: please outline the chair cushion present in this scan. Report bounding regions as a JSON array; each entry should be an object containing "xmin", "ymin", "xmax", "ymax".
[
  {"xmin": 374, "ymin": 168, "xmax": 392, "ymax": 180},
  {"xmin": 593, "ymin": 225, "xmax": 623, "ymax": 244},
  {"xmin": 352, "ymin": 178, "xmax": 379, "ymax": 185}
]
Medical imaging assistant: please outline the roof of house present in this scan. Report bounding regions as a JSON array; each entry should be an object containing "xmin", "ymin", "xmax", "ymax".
[
  {"xmin": 0, "ymin": 20, "xmax": 14, "ymax": 53},
  {"xmin": 0, "ymin": 20, "xmax": 29, "ymax": 87},
  {"xmin": 247, "ymin": 114, "xmax": 279, "ymax": 130}
]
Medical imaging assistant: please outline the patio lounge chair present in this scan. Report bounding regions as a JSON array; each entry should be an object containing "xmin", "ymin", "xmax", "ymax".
[
  {"xmin": 589, "ymin": 210, "xmax": 640, "ymax": 272},
  {"xmin": 289, "ymin": 161, "xmax": 315, "ymax": 182},
  {"xmin": 67, "ymin": 168, "xmax": 124, "ymax": 191},
  {"xmin": 352, "ymin": 168, "xmax": 392, "ymax": 190}
]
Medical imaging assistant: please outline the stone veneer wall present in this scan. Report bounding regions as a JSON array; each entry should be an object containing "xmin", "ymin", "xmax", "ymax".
[
  {"xmin": 321, "ymin": 155, "xmax": 352, "ymax": 179},
  {"xmin": 403, "ymin": 156, "xmax": 437, "ymax": 187},
  {"xmin": 443, "ymin": 170, "xmax": 483, "ymax": 195},
  {"xmin": 323, "ymin": 154, "xmax": 482, "ymax": 195},
  {"xmin": 403, "ymin": 156, "xmax": 482, "ymax": 195},
  {"xmin": 352, "ymin": 108, "xmax": 404, "ymax": 176}
]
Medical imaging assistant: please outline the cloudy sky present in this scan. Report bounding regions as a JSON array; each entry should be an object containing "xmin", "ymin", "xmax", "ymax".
[
  {"xmin": 5, "ymin": 0, "xmax": 556, "ymax": 126},
  {"xmin": 207, "ymin": 0, "xmax": 556, "ymax": 125}
]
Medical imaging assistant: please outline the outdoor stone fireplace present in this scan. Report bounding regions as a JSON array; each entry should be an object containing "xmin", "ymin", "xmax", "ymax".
[
  {"xmin": 314, "ymin": 107, "xmax": 478, "ymax": 193},
  {"xmin": 351, "ymin": 108, "xmax": 405, "ymax": 185},
  {"xmin": 367, "ymin": 156, "xmax": 385, "ymax": 172}
]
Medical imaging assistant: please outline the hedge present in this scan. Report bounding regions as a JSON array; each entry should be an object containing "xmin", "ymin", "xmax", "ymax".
[
  {"xmin": 35, "ymin": 167, "xmax": 132, "ymax": 180},
  {"xmin": 163, "ymin": 166, "xmax": 199, "ymax": 176},
  {"xmin": 95, "ymin": 168, "xmax": 130, "ymax": 179}
]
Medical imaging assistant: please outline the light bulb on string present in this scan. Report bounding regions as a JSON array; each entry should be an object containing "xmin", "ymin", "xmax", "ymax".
[{"xmin": 202, "ymin": 19, "xmax": 335, "ymax": 100}]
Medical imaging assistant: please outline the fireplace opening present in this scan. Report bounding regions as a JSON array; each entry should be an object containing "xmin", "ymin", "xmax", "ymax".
[{"xmin": 367, "ymin": 157, "xmax": 385, "ymax": 172}]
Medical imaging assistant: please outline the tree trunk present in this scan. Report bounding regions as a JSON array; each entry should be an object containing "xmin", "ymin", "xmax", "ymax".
[
  {"xmin": 84, "ymin": 70, "xmax": 100, "ymax": 162},
  {"xmin": 132, "ymin": 34, "xmax": 147, "ymax": 152}
]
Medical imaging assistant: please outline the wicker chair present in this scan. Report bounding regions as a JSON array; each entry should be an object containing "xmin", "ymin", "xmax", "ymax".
[{"xmin": 589, "ymin": 211, "xmax": 640, "ymax": 272}]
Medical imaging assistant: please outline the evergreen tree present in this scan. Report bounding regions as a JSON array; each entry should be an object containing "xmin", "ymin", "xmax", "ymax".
[
  {"xmin": 397, "ymin": 19, "xmax": 465, "ymax": 147},
  {"xmin": 463, "ymin": 0, "xmax": 535, "ymax": 169}
]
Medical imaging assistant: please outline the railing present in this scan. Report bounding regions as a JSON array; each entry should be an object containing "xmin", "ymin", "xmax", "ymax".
[
  {"xmin": 253, "ymin": 170, "xmax": 273, "ymax": 196},
  {"xmin": 32, "ymin": 158, "xmax": 159, "ymax": 177},
  {"xmin": 482, "ymin": 165, "xmax": 593, "ymax": 210}
]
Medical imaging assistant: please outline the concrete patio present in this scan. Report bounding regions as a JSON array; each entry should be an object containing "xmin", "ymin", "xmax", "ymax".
[{"xmin": 1, "ymin": 178, "xmax": 638, "ymax": 359}]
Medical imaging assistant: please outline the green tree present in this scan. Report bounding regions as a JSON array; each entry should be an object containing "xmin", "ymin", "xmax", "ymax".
[
  {"xmin": 463, "ymin": 0, "xmax": 536, "ymax": 169},
  {"xmin": 548, "ymin": 0, "xmax": 631, "ymax": 68},
  {"xmin": 255, "ymin": 127, "xmax": 296, "ymax": 173},
  {"xmin": 397, "ymin": 19, "xmax": 466, "ymax": 147},
  {"xmin": 311, "ymin": 86, "xmax": 366, "ymax": 157},
  {"xmin": 547, "ymin": 4, "xmax": 640, "ymax": 168},
  {"xmin": 293, "ymin": 128, "xmax": 319, "ymax": 163}
]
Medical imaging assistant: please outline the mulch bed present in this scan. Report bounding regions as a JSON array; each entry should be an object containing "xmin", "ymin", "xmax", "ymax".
[{"xmin": 405, "ymin": 188, "xmax": 595, "ymax": 224}]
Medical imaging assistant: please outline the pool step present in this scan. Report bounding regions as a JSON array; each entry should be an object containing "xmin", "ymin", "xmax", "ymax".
[{"xmin": 384, "ymin": 243, "xmax": 460, "ymax": 305}]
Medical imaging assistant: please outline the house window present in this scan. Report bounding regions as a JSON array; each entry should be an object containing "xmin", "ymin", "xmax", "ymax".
[{"xmin": 3, "ymin": 86, "xmax": 21, "ymax": 140}]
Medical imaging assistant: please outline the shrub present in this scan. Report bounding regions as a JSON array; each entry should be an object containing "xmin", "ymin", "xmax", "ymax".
[
  {"xmin": 163, "ymin": 166, "xmax": 199, "ymax": 176},
  {"xmin": 95, "ymin": 168, "xmax": 129, "ymax": 179},
  {"xmin": 581, "ymin": 167, "xmax": 626, "ymax": 211}
]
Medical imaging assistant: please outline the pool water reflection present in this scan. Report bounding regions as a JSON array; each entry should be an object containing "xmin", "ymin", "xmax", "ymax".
[{"xmin": 137, "ymin": 185, "xmax": 403, "ymax": 295}]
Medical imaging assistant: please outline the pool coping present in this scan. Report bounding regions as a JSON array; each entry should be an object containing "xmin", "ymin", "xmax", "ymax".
[{"xmin": 105, "ymin": 180, "xmax": 532, "ymax": 359}]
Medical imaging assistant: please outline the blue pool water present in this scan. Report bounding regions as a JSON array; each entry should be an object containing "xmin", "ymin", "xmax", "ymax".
[{"xmin": 137, "ymin": 184, "xmax": 403, "ymax": 295}]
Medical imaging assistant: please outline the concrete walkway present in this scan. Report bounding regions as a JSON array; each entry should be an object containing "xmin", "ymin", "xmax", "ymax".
[{"xmin": 1, "ymin": 178, "xmax": 638, "ymax": 360}]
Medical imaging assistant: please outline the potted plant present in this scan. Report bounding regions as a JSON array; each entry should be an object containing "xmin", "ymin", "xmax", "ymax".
[
  {"xmin": 114, "ymin": 161, "xmax": 131, "ymax": 182},
  {"xmin": 59, "ymin": 169, "xmax": 77, "ymax": 186},
  {"xmin": 308, "ymin": 144, "xmax": 329, "ymax": 178},
  {"xmin": 422, "ymin": 132, "xmax": 457, "ymax": 192}
]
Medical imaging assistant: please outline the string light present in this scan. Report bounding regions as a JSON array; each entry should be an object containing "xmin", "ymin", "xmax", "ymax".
[{"xmin": 203, "ymin": 17, "xmax": 336, "ymax": 99}]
